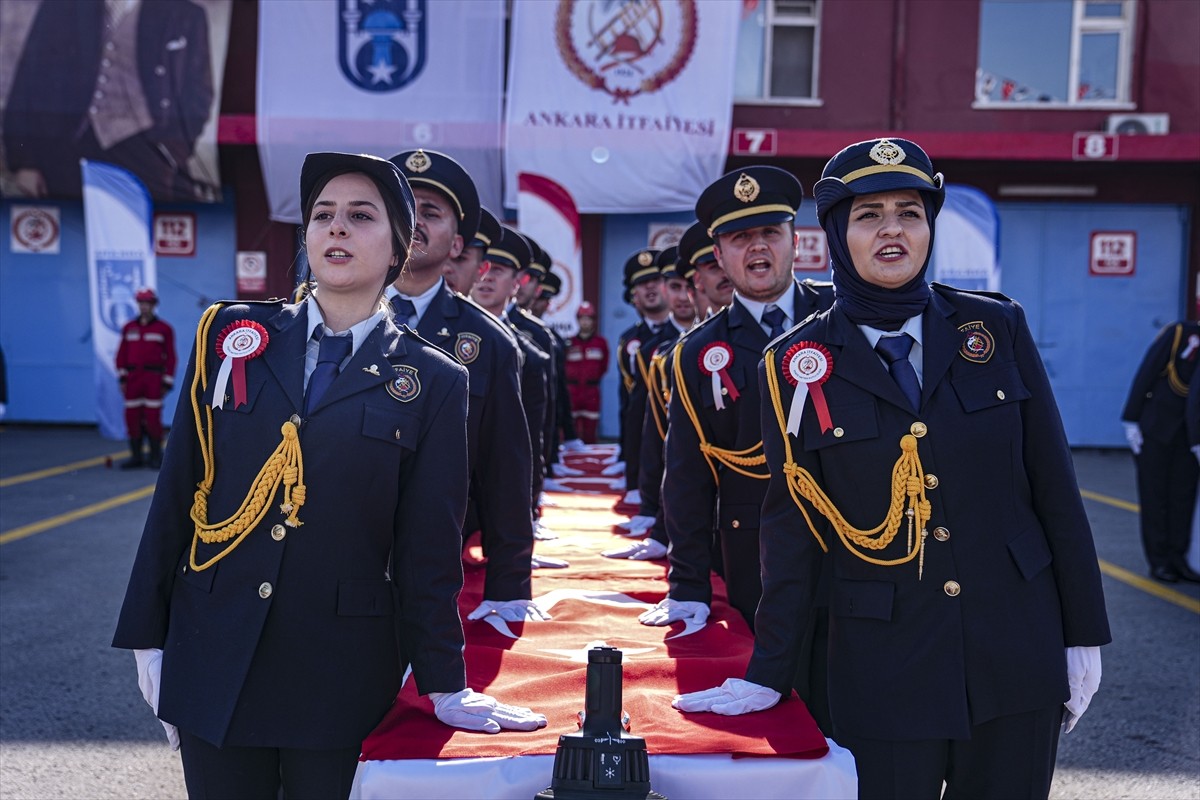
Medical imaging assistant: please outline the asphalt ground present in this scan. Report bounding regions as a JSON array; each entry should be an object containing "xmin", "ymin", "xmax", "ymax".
[{"xmin": 0, "ymin": 425, "xmax": 1197, "ymax": 800}]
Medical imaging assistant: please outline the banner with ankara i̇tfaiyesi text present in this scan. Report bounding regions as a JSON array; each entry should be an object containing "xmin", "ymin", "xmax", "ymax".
[
  {"xmin": 505, "ymin": 0, "xmax": 740, "ymax": 214},
  {"xmin": 82, "ymin": 160, "xmax": 156, "ymax": 440},
  {"xmin": 256, "ymin": 0, "xmax": 505, "ymax": 223}
]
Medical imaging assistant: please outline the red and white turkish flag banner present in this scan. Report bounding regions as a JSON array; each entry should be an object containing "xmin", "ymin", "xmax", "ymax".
[
  {"xmin": 361, "ymin": 446, "xmax": 828, "ymax": 762},
  {"xmin": 503, "ymin": 0, "xmax": 740, "ymax": 213},
  {"xmin": 518, "ymin": 173, "xmax": 583, "ymax": 338}
]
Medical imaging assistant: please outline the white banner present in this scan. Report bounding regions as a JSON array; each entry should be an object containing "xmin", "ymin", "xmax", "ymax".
[
  {"xmin": 257, "ymin": 0, "xmax": 505, "ymax": 223},
  {"xmin": 518, "ymin": 173, "xmax": 583, "ymax": 338},
  {"xmin": 82, "ymin": 161, "xmax": 156, "ymax": 440},
  {"xmin": 505, "ymin": 0, "xmax": 740, "ymax": 213},
  {"xmin": 930, "ymin": 185, "xmax": 1001, "ymax": 292}
]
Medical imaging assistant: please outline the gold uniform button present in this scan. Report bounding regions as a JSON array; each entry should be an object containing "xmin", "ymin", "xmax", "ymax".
[
  {"xmin": 258, "ymin": 582, "xmax": 273, "ymax": 599},
  {"xmin": 833, "ymin": 427, "xmax": 845, "ymax": 438},
  {"xmin": 731, "ymin": 519, "xmax": 740, "ymax": 529},
  {"xmin": 996, "ymin": 389, "xmax": 1006, "ymax": 400},
  {"xmin": 944, "ymin": 580, "xmax": 961, "ymax": 597},
  {"xmin": 271, "ymin": 525, "xmax": 286, "ymax": 541},
  {"xmin": 933, "ymin": 526, "xmax": 950, "ymax": 542},
  {"xmin": 924, "ymin": 473, "xmax": 939, "ymax": 489},
  {"xmin": 910, "ymin": 421, "xmax": 927, "ymax": 438},
  {"xmin": 289, "ymin": 414, "xmax": 302, "ymax": 426}
]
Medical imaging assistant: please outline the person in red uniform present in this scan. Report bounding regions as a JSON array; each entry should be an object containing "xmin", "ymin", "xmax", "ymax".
[
  {"xmin": 565, "ymin": 302, "xmax": 609, "ymax": 444},
  {"xmin": 116, "ymin": 287, "xmax": 176, "ymax": 469}
]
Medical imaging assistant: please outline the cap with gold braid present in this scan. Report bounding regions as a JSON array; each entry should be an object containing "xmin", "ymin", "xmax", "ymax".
[
  {"xmin": 676, "ymin": 222, "xmax": 715, "ymax": 280},
  {"xmin": 486, "ymin": 224, "xmax": 532, "ymax": 272},
  {"xmin": 695, "ymin": 165, "xmax": 802, "ymax": 238},
  {"xmin": 389, "ymin": 149, "xmax": 481, "ymax": 239},
  {"xmin": 813, "ymin": 137, "xmax": 944, "ymax": 226},
  {"xmin": 622, "ymin": 248, "xmax": 662, "ymax": 289},
  {"xmin": 471, "ymin": 207, "xmax": 502, "ymax": 250},
  {"xmin": 657, "ymin": 245, "xmax": 681, "ymax": 280}
]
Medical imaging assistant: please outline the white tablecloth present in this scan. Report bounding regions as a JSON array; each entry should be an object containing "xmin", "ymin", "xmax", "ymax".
[{"xmin": 351, "ymin": 743, "xmax": 858, "ymax": 800}]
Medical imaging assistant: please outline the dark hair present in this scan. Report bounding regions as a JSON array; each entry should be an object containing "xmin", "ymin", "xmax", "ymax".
[{"xmin": 301, "ymin": 169, "xmax": 412, "ymax": 287}]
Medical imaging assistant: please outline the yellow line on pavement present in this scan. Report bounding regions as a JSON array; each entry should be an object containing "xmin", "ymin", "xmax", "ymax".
[
  {"xmin": 1080, "ymin": 488, "xmax": 1139, "ymax": 513},
  {"xmin": 0, "ymin": 450, "xmax": 128, "ymax": 488},
  {"xmin": 0, "ymin": 485, "xmax": 155, "ymax": 545},
  {"xmin": 1099, "ymin": 559, "xmax": 1200, "ymax": 614}
]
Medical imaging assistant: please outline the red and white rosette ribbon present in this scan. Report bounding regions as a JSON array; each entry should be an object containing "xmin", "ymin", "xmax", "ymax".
[
  {"xmin": 213, "ymin": 321, "xmax": 268, "ymax": 409},
  {"xmin": 699, "ymin": 342, "xmax": 738, "ymax": 410},
  {"xmin": 782, "ymin": 342, "xmax": 833, "ymax": 435}
]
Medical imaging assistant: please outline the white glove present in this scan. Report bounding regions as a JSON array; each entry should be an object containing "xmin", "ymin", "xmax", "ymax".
[
  {"xmin": 1062, "ymin": 646, "xmax": 1102, "ymax": 734},
  {"xmin": 672, "ymin": 678, "xmax": 782, "ymax": 716},
  {"xmin": 616, "ymin": 514, "xmax": 656, "ymax": 536},
  {"xmin": 134, "ymin": 649, "xmax": 180, "ymax": 750},
  {"xmin": 620, "ymin": 489, "xmax": 641, "ymax": 506},
  {"xmin": 533, "ymin": 520, "xmax": 559, "ymax": 541},
  {"xmin": 467, "ymin": 599, "xmax": 552, "ymax": 623},
  {"xmin": 603, "ymin": 538, "xmax": 668, "ymax": 561},
  {"xmin": 560, "ymin": 438, "xmax": 586, "ymax": 452},
  {"xmin": 542, "ymin": 479, "xmax": 575, "ymax": 493},
  {"xmin": 1123, "ymin": 422, "xmax": 1143, "ymax": 455},
  {"xmin": 531, "ymin": 553, "xmax": 570, "ymax": 569},
  {"xmin": 551, "ymin": 461, "xmax": 585, "ymax": 476},
  {"xmin": 430, "ymin": 689, "xmax": 547, "ymax": 734},
  {"xmin": 638, "ymin": 597, "xmax": 709, "ymax": 627},
  {"xmin": 601, "ymin": 461, "xmax": 625, "ymax": 476}
]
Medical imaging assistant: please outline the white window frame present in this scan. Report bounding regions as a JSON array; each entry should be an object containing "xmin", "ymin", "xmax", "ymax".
[
  {"xmin": 973, "ymin": 0, "xmax": 1137, "ymax": 110},
  {"xmin": 744, "ymin": 0, "xmax": 824, "ymax": 107}
]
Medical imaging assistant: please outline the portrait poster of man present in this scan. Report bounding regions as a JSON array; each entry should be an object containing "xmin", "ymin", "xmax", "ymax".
[{"xmin": 0, "ymin": 0, "xmax": 231, "ymax": 203}]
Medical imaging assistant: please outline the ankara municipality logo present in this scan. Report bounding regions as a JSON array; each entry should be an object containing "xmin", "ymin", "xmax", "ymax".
[
  {"xmin": 556, "ymin": 0, "xmax": 697, "ymax": 103},
  {"xmin": 338, "ymin": 0, "xmax": 426, "ymax": 92}
]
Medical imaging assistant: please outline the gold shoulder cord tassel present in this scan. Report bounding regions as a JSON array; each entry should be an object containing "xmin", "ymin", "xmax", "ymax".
[
  {"xmin": 186, "ymin": 305, "xmax": 306, "ymax": 571},
  {"xmin": 671, "ymin": 341, "xmax": 768, "ymax": 482},
  {"xmin": 1165, "ymin": 324, "xmax": 1190, "ymax": 397},
  {"xmin": 765, "ymin": 347, "xmax": 933, "ymax": 576},
  {"xmin": 642, "ymin": 350, "xmax": 668, "ymax": 441}
]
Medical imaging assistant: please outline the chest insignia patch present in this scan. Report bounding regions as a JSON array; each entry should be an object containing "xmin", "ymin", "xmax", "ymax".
[
  {"xmin": 386, "ymin": 365, "xmax": 421, "ymax": 402},
  {"xmin": 455, "ymin": 332, "xmax": 482, "ymax": 364},
  {"xmin": 958, "ymin": 321, "xmax": 994, "ymax": 363}
]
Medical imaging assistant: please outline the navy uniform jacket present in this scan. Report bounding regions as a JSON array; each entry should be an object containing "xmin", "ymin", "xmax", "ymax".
[
  {"xmin": 663, "ymin": 283, "xmax": 830, "ymax": 623},
  {"xmin": 113, "ymin": 300, "xmax": 470, "ymax": 749},
  {"xmin": 615, "ymin": 322, "xmax": 641, "ymax": 462},
  {"xmin": 623, "ymin": 320, "xmax": 674, "ymax": 492},
  {"xmin": 414, "ymin": 286, "xmax": 533, "ymax": 600},
  {"xmin": 547, "ymin": 326, "xmax": 578, "ymax": 444},
  {"xmin": 637, "ymin": 330, "xmax": 683, "ymax": 520},
  {"xmin": 511, "ymin": 308, "xmax": 558, "ymax": 471},
  {"xmin": 1122, "ymin": 321, "xmax": 1200, "ymax": 443},
  {"xmin": 747, "ymin": 285, "xmax": 1112, "ymax": 741},
  {"xmin": 509, "ymin": 322, "xmax": 551, "ymax": 510}
]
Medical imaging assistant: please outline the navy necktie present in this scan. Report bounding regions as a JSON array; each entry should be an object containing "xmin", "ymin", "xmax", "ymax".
[
  {"xmin": 874, "ymin": 334, "xmax": 921, "ymax": 411},
  {"xmin": 390, "ymin": 295, "xmax": 416, "ymax": 327},
  {"xmin": 762, "ymin": 305, "xmax": 788, "ymax": 339},
  {"xmin": 304, "ymin": 328, "xmax": 352, "ymax": 415}
]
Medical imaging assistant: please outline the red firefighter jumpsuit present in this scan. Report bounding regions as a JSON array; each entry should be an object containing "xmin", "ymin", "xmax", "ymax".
[
  {"xmin": 116, "ymin": 313, "xmax": 176, "ymax": 464},
  {"xmin": 565, "ymin": 332, "xmax": 609, "ymax": 443}
]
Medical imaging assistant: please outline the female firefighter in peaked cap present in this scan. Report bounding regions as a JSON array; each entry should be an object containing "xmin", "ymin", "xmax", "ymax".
[
  {"xmin": 674, "ymin": 138, "xmax": 1111, "ymax": 799},
  {"xmin": 113, "ymin": 152, "xmax": 544, "ymax": 798}
]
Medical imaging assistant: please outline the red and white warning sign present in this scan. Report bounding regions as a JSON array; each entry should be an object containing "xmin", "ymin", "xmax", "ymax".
[
  {"xmin": 792, "ymin": 228, "xmax": 828, "ymax": 273},
  {"xmin": 1089, "ymin": 231, "xmax": 1136, "ymax": 276}
]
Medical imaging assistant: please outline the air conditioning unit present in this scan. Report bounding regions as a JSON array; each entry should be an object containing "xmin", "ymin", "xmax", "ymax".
[{"xmin": 1106, "ymin": 113, "xmax": 1170, "ymax": 135}]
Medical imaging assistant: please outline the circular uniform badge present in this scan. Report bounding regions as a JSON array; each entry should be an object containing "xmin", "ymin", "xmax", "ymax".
[
  {"xmin": 626, "ymin": 338, "xmax": 642, "ymax": 356},
  {"xmin": 698, "ymin": 341, "xmax": 733, "ymax": 374},
  {"xmin": 217, "ymin": 320, "xmax": 268, "ymax": 361},
  {"xmin": 783, "ymin": 342, "xmax": 832, "ymax": 387}
]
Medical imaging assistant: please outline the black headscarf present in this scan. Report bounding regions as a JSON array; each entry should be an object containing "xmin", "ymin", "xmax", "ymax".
[{"xmin": 827, "ymin": 193, "xmax": 938, "ymax": 330}]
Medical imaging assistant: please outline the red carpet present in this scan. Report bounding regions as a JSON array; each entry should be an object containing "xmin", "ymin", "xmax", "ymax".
[{"xmin": 361, "ymin": 446, "xmax": 828, "ymax": 762}]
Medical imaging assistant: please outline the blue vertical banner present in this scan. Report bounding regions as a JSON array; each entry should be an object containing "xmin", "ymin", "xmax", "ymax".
[
  {"xmin": 929, "ymin": 184, "xmax": 1001, "ymax": 292},
  {"xmin": 81, "ymin": 160, "xmax": 156, "ymax": 439}
]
